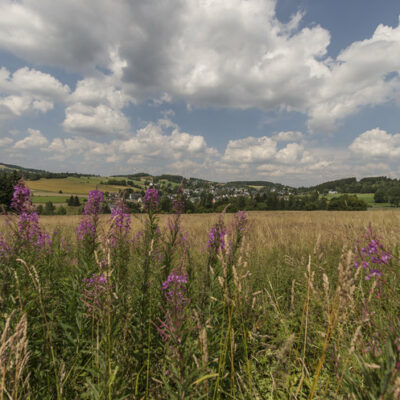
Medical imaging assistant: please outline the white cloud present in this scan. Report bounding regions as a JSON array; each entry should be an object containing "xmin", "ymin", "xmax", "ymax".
[
  {"xmin": 307, "ymin": 22, "xmax": 400, "ymax": 132},
  {"xmin": 272, "ymin": 131, "xmax": 303, "ymax": 142},
  {"xmin": 223, "ymin": 136, "xmax": 277, "ymax": 163},
  {"xmin": 14, "ymin": 128, "xmax": 49, "ymax": 149},
  {"xmin": 349, "ymin": 128, "xmax": 400, "ymax": 158},
  {"xmin": 63, "ymin": 71, "xmax": 133, "ymax": 137},
  {"xmin": 1, "ymin": 0, "xmax": 400, "ymax": 131},
  {"xmin": 121, "ymin": 119, "xmax": 211, "ymax": 161},
  {"xmin": 0, "ymin": 67, "xmax": 70, "ymax": 118},
  {"xmin": 275, "ymin": 143, "xmax": 304, "ymax": 164},
  {"xmin": 0, "ymin": 137, "xmax": 12, "ymax": 147},
  {"xmin": 63, "ymin": 103, "xmax": 130, "ymax": 137}
]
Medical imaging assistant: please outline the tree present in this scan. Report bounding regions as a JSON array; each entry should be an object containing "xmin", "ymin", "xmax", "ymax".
[
  {"xmin": 374, "ymin": 188, "xmax": 386, "ymax": 203},
  {"xmin": 56, "ymin": 205, "xmax": 67, "ymax": 215},
  {"xmin": 0, "ymin": 171, "xmax": 21, "ymax": 210},
  {"xmin": 388, "ymin": 187, "xmax": 400, "ymax": 207},
  {"xmin": 73, "ymin": 196, "xmax": 81, "ymax": 206},
  {"xmin": 44, "ymin": 201, "xmax": 56, "ymax": 215},
  {"xmin": 160, "ymin": 196, "xmax": 172, "ymax": 213}
]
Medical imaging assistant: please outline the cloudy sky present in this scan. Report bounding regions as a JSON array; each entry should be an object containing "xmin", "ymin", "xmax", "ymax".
[{"xmin": 0, "ymin": 0, "xmax": 400, "ymax": 186}]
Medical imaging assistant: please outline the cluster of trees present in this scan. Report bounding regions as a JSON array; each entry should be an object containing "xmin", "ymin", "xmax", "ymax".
[
  {"xmin": 374, "ymin": 186, "xmax": 400, "ymax": 207},
  {"xmin": 0, "ymin": 171, "xmax": 21, "ymax": 210},
  {"xmin": 67, "ymin": 196, "xmax": 81, "ymax": 207},
  {"xmin": 36, "ymin": 202, "xmax": 67, "ymax": 215},
  {"xmin": 154, "ymin": 191, "xmax": 367, "ymax": 213},
  {"xmin": 0, "ymin": 163, "xmax": 99, "ymax": 181},
  {"xmin": 208, "ymin": 193, "xmax": 367, "ymax": 213},
  {"xmin": 102, "ymin": 179, "xmax": 142, "ymax": 189},
  {"xmin": 303, "ymin": 176, "xmax": 400, "ymax": 196}
]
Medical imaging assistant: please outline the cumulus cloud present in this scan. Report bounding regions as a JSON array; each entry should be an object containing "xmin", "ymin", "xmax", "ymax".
[
  {"xmin": 349, "ymin": 128, "xmax": 400, "ymax": 158},
  {"xmin": 307, "ymin": 22, "xmax": 400, "ymax": 132},
  {"xmin": 63, "ymin": 70, "xmax": 133, "ymax": 137},
  {"xmin": 272, "ymin": 131, "xmax": 304, "ymax": 142},
  {"xmin": 223, "ymin": 137, "xmax": 277, "ymax": 163},
  {"xmin": 120, "ymin": 119, "xmax": 212, "ymax": 162},
  {"xmin": 0, "ymin": 67, "xmax": 70, "ymax": 118},
  {"xmin": 63, "ymin": 103, "xmax": 130, "ymax": 137},
  {"xmin": 1, "ymin": 0, "xmax": 400, "ymax": 131},
  {"xmin": 14, "ymin": 128, "xmax": 49, "ymax": 149},
  {"xmin": 0, "ymin": 137, "xmax": 12, "ymax": 147}
]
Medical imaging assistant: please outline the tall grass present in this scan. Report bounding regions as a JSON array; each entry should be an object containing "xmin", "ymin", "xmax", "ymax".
[{"xmin": 1, "ymin": 184, "xmax": 400, "ymax": 399}]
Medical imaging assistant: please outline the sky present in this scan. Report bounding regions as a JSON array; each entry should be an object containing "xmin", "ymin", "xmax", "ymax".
[{"xmin": 1, "ymin": 0, "xmax": 400, "ymax": 186}]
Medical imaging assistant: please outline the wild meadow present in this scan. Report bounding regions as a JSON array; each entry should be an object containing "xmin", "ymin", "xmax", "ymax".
[{"xmin": 1, "ymin": 182, "xmax": 400, "ymax": 399}]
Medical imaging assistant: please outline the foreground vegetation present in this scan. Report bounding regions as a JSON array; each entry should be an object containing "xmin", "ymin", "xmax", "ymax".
[{"xmin": 1, "ymin": 183, "xmax": 400, "ymax": 399}]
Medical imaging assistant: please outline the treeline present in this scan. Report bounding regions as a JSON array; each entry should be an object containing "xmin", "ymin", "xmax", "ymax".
[
  {"xmin": 101, "ymin": 179, "xmax": 141, "ymax": 189},
  {"xmin": 0, "ymin": 163, "xmax": 98, "ymax": 181},
  {"xmin": 156, "ymin": 192, "xmax": 367, "ymax": 213},
  {"xmin": 303, "ymin": 176, "xmax": 400, "ymax": 194}
]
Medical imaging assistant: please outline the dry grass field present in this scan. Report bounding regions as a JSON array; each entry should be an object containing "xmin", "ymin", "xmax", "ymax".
[
  {"xmin": 2, "ymin": 208, "xmax": 400, "ymax": 398},
  {"xmin": 26, "ymin": 177, "xmax": 128, "ymax": 194},
  {"xmin": 25, "ymin": 209, "xmax": 400, "ymax": 247}
]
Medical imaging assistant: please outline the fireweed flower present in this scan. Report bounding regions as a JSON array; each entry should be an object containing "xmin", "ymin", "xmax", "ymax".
[
  {"xmin": 207, "ymin": 226, "xmax": 226, "ymax": 252},
  {"xmin": 143, "ymin": 188, "xmax": 159, "ymax": 211},
  {"xmin": 76, "ymin": 218, "xmax": 96, "ymax": 241},
  {"xmin": 18, "ymin": 211, "xmax": 51, "ymax": 249},
  {"xmin": 11, "ymin": 182, "xmax": 33, "ymax": 213},
  {"xmin": 76, "ymin": 190, "xmax": 104, "ymax": 244},
  {"xmin": 234, "ymin": 210, "xmax": 248, "ymax": 233},
  {"xmin": 83, "ymin": 190, "xmax": 104, "ymax": 215},
  {"xmin": 82, "ymin": 273, "xmax": 112, "ymax": 320},
  {"xmin": 156, "ymin": 266, "xmax": 190, "ymax": 342},
  {"xmin": 9, "ymin": 181, "xmax": 51, "ymax": 250},
  {"xmin": 172, "ymin": 185, "xmax": 185, "ymax": 214},
  {"xmin": 109, "ymin": 199, "xmax": 131, "ymax": 247},
  {"xmin": 354, "ymin": 224, "xmax": 391, "ymax": 280}
]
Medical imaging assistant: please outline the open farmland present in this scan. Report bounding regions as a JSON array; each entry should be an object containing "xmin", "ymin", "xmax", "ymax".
[
  {"xmin": 2, "ymin": 182, "xmax": 400, "ymax": 399},
  {"xmin": 26, "ymin": 176, "xmax": 129, "ymax": 195}
]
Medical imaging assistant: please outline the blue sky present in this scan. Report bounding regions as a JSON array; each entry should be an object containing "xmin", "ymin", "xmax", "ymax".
[{"xmin": 0, "ymin": 0, "xmax": 400, "ymax": 186}]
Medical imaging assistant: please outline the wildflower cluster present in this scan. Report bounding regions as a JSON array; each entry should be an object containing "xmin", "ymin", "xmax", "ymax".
[
  {"xmin": 207, "ymin": 225, "xmax": 226, "ymax": 252},
  {"xmin": 143, "ymin": 188, "xmax": 159, "ymax": 211},
  {"xmin": 10, "ymin": 181, "xmax": 51, "ymax": 250},
  {"xmin": 354, "ymin": 225, "xmax": 391, "ymax": 280},
  {"xmin": 172, "ymin": 185, "xmax": 185, "ymax": 214},
  {"xmin": 82, "ymin": 273, "xmax": 112, "ymax": 320},
  {"xmin": 76, "ymin": 190, "xmax": 104, "ymax": 243},
  {"xmin": 233, "ymin": 210, "xmax": 247, "ymax": 233},
  {"xmin": 83, "ymin": 190, "xmax": 104, "ymax": 215},
  {"xmin": 17, "ymin": 211, "xmax": 51, "ymax": 249},
  {"xmin": 158, "ymin": 268, "xmax": 189, "ymax": 342},
  {"xmin": 109, "ymin": 199, "xmax": 131, "ymax": 247},
  {"xmin": 10, "ymin": 184, "xmax": 33, "ymax": 213}
]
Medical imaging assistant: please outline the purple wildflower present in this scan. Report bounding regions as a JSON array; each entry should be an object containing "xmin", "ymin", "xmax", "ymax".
[
  {"xmin": 172, "ymin": 185, "xmax": 185, "ymax": 214},
  {"xmin": 234, "ymin": 210, "xmax": 248, "ymax": 233},
  {"xmin": 354, "ymin": 224, "xmax": 391, "ymax": 280},
  {"xmin": 10, "ymin": 182, "xmax": 33, "ymax": 213},
  {"xmin": 207, "ymin": 226, "xmax": 226, "ymax": 252},
  {"xmin": 9, "ymin": 181, "xmax": 51, "ymax": 250},
  {"xmin": 76, "ymin": 190, "xmax": 103, "ymax": 246},
  {"xmin": 17, "ymin": 211, "xmax": 51, "ymax": 248},
  {"xmin": 109, "ymin": 199, "xmax": 131, "ymax": 247},
  {"xmin": 143, "ymin": 188, "xmax": 159, "ymax": 211},
  {"xmin": 76, "ymin": 217, "xmax": 96, "ymax": 241},
  {"xmin": 82, "ymin": 273, "xmax": 111, "ymax": 320},
  {"xmin": 83, "ymin": 190, "xmax": 104, "ymax": 215},
  {"xmin": 156, "ymin": 266, "xmax": 190, "ymax": 343}
]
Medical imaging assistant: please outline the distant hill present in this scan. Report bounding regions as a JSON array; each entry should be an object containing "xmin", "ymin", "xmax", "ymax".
[
  {"xmin": 226, "ymin": 180, "xmax": 291, "ymax": 190},
  {"xmin": 1, "ymin": 161, "xmax": 399, "ymax": 195}
]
